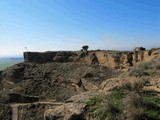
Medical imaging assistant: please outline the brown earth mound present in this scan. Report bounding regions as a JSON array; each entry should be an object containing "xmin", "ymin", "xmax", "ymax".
[{"xmin": 0, "ymin": 62, "xmax": 120, "ymax": 102}]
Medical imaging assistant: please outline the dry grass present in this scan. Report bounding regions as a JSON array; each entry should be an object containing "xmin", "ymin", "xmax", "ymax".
[
  {"xmin": 84, "ymin": 79, "xmax": 160, "ymax": 120},
  {"xmin": 126, "ymin": 58, "xmax": 160, "ymax": 77}
]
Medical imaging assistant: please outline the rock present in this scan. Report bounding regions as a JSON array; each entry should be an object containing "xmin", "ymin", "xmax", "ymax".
[
  {"xmin": 68, "ymin": 56, "xmax": 78, "ymax": 62},
  {"xmin": 90, "ymin": 53, "xmax": 99, "ymax": 64},
  {"xmin": 44, "ymin": 103, "xmax": 85, "ymax": 120},
  {"xmin": 83, "ymin": 72, "xmax": 93, "ymax": 78},
  {"xmin": 44, "ymin": 91, "xmax": 98, "ymax": 120},
  {"xmin": 23, "ymin": 47, "xmax": 160, "ymax": 70},
  {"xmin": 53, "ymin": 56, "xmax": 65, "ymax": 62},
  {"xmin": 81, "ymin": 78, "xmax": 98, "ymax": 91},
  {"xmin": 86, "ymin": 53, "xmax": 99, "ymax": 65}
]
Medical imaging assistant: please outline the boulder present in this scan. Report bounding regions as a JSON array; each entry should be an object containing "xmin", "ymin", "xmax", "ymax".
[{"xmin": 53, "ymin": 56, "xmax": 65, "ymax": 62}]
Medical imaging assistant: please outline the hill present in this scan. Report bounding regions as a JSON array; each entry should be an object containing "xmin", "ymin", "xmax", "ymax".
[{"xmin": 0, "ymin": 47, "xmax": 160, "ymax": 120}]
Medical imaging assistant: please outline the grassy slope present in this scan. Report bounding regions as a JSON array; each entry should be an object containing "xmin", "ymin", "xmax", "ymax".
[{"xmin": 85, "ymin": 82, "xmax": 160, "ymax": 120}]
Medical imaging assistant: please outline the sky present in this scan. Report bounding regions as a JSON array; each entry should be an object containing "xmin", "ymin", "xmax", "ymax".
[{"xmin": 0, "ymin": 0, "xmax": 160, "ymax": 57}]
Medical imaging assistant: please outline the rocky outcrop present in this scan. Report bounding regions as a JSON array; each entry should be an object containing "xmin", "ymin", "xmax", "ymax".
[
  {"xmin": 44, "ymin": 103, "xmax": 84, "ymax": 120},
  {"xmin": 44, "ymin": 91, "xmax": 98, "ymax": 120},
  {"xmin": 23, "ymin": 47, "xmax": 160, "ymax": 69},
  {"xmin": 0, "ymin": 47, "xmax": 159, "ymax": 120},
  {"xmin": 95, "ymin": 51, "xmax": 133, "ymax": 69}
]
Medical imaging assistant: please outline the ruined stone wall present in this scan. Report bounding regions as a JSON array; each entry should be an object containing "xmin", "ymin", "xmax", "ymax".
[
  {"xmin": 24, "ymin": 52, "xmax": 57, "ymax": 63},
  {"xmin": 17, "ymin": 103, "xmax": 59, "ymax": 120},
  {"xmin": 133, "ymin": 47, "xmax": 160, "ymax": 64},
  {"xmin": 24, "ymin": 51, "xmax": 78, "ymax": 63},
  {"xmin": 23, "ymin": 48, "xmax": 160, "ymax": 69},
  {"xmin": 95, "ymin": 51, "xmax": 133, "ymax": 69}
]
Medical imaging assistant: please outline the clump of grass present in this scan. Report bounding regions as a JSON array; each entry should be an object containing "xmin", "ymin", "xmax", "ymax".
[
  {"xmin": 123, "ymin": 91, "xmax": 160, "ymax": 120},
  {"xmin": 123, "ymin": 92, "xmax": 148, "ymax": 120},
  {"xmin": 85, "ymin": 89, "xmax": 124, "ymax": 120},
  {"xmin": 128, "ymin": 69, "xmax": 144, "ymax": 77},
  {"xmin": 85, "ymin": 95, "xmax": 103, "ymax": 106},
  {"xmin": 84, "ymin": 95, "xmax": 106, "ymax": 119},
  {"xmin": 120, "ymin": 79, "xmax": 148, "ymax": 93},
  {"xmin": 106, "ymin": 89, "xmax": 124, "ymax": 119},
  {"xmin": 121, "ymin": 80, "xmax": 160, "ymax": 120}
]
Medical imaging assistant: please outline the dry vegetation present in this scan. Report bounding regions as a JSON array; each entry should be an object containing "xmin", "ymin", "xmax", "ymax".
[
  {"xmin": 0, "ymin": 50, "xmax": 160, "ymax": 120},
  {"xmin": 127, "ymin": 58, "xmax": 160, "ymax": 77},
  {"xmin": 84, "ymin": 59, "xmax": 160, "ymax": 120},
  {"xmin": 84, "ymin": 80, "xmax": 160, "ymax": 120}
]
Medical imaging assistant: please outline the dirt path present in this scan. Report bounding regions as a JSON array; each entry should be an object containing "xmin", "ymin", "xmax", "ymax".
[{"xmin": 10, "ymin": 104, "xmax": 19, "ymax": 120}]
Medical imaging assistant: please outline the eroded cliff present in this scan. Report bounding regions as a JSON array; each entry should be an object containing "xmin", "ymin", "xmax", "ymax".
[
  {"xmin": 24, "ymin": 47, "xmax": 160, "ymax": 69},
  {"xmin": 0, "ymin": 47, "xmax": 160, "ymax": 120}
]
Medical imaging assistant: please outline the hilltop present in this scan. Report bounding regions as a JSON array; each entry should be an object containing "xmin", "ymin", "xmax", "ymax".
[{"xmin": 0, "ymin": 47, "xmax": 160, "ymax": 120}]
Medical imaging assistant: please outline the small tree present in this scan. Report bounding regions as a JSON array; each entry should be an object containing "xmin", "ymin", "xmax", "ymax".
[{"xmin": 82, "ymin": 45, "xmax": 89, "ymax": 51}]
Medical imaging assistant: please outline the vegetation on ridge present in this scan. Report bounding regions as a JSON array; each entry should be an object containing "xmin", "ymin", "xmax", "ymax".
[
  {"xmin": 84, "ymin": 79, "xmax": 160, "ymax": 120},
  {"xmin": 127, "ymin": 58, "xmax": 160, "ymax": 77}
]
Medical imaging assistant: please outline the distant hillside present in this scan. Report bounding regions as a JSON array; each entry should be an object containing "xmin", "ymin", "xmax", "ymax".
[{"xmin": 0, "ymin": 58, "xmax": 23, "ymax": 70}]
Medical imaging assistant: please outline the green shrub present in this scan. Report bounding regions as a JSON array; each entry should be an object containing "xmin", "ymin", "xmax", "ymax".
[
  {"xmin": 85, "ymin": 90, "xmax": 124, "ymax": 120},
  {"xmin": 85, "ymin": 95, "xmax": 103, "ymax": 106},
  {"xmin": 120, "ymin": 80, "xmax": 148, "ymax": 93},
  {"xmin": 146, "ymin": 110, "xmax": 160, "ymax": 120},
  {"xmin": 84, "ymin": 80, "xmax": 160, "ymax": 120}
]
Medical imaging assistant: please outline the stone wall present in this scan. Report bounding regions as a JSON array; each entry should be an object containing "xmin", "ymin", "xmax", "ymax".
[
  {"xmin": 95, "ymin": 51, "xmax": 133, "ymax": 69},
  {"xmin": 17, "ymin": 103, "xmax": 61, "ymax": 120},
  {"xmin": 23, "ymin": 47, "xmax": 160, "ymax": 69},
  {"xmin": 24, "ymin": 51, "xmax": 78, "ymax": 63},
  {"xmin": 23, "ymin": 52, "xmax": 57, "ymax": 63}
]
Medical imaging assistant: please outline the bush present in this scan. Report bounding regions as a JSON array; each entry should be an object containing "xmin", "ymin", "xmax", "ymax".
[
  {"xmin": 128, "ymin": 69, "xmax": 144, "ymax": 77},
  {"xmin": 85, "ymin": 89, "xmax": 124, "ymax": 120},
  {"xmin": 124, "ymin": 92, "xmax": 147, "ymax": 119},
  {"xmin": 127, "ymin": 58, "xmax": 160, "ymax": 77},
  {"xmin": 120, "ymin": 80, "xmax": 148, "ymax": 93},
  {"xmin": 121, "ymin": 81, "xmax": 160, "ymax": 120}
]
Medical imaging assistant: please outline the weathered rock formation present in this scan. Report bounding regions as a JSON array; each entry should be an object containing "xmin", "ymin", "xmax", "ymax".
[
  {"xmin": 23, "ymin": 47, "xmax": 160, "ymax": 69},
  {"xmin": 0, "ymin": 47, "xmax": 159, "ymax": 120}
]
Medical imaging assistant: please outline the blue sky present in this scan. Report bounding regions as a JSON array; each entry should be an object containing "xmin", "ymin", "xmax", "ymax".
[{"xmin": 0, "ymin": 0, "xmax": 160, "ymax": 57}]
